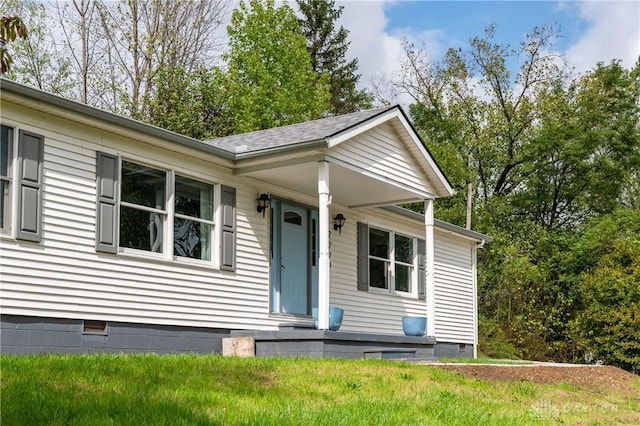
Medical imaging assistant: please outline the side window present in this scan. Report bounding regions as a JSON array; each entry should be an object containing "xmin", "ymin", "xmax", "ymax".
[
  {"xmin": 369, "ymin": 227, "xmax": 390, "ymax": 289},
  {"xmin": 358, "ymin": 222, "xmax": 420, "ymax": 296},
  {"xmin": 174, "ymin": 175, "xmax": 214, "ymax": 261},
  {"xmin": 394, "ymin": 234, "xmax": 414, "ymax": 293},
  {"xmin": 0, "ymin": 126, "xmax": 12, "ymax": 233},
  {"xmin": 96, "ymin": 153, "xmax": 233, "ymax": 268},
  {"xmin": 120, "ymin": 160, "xmax": 167, "ymax": 253}
]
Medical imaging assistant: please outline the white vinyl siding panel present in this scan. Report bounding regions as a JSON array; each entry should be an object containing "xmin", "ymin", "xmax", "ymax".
[
  {"xmin": 330, "ymin": 123, "xmax": 436, "ymax": 196},
  {"xmin": 328, "ymin": 209, "xmax": 426, "ymax": 335},
  {"xmin": 0, "ymin": 102, "xmax": 280, "ymax": 330},
  {"xmin": 433, "ymin": 232, "xmax": 475, "ymax": 343},
  {"xmin": 1, "ymin": 100, "xmax": 478, "ymax": 338}
]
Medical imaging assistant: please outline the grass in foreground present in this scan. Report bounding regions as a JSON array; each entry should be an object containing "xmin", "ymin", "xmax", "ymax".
[{"xmin": 1, "ymin": 354, "xmax": 638, "ymax": 425}]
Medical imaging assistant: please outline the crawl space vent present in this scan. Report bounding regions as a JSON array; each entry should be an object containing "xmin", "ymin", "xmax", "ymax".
[{"xmin": 83, "ymin": 320, "xmax": 108, "ymax": 335}]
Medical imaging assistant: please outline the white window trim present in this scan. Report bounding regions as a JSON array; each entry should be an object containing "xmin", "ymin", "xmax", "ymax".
[
  {"xmin": 117, "ymin": 157, "xmax": 218, "ymax": 267},
  {"xmin": 368, "ymin": 225, "xmax": 418, "ymax": 297},
  {"xmin": 0, "ymin": 123, "xmax": 16, "ymax": 239}
]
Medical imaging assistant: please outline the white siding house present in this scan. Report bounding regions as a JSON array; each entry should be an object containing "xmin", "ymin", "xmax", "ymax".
[{"xmin": 0, "ymin": 79, "xmax": 490, "ymax": 358}]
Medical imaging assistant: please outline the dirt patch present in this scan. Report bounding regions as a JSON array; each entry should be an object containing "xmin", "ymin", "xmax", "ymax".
[{"xmin": 436, "ymin": 365, "xmax": 639, "ymax": 394}]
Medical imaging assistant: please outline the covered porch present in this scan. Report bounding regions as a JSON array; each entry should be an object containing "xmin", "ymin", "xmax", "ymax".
[{"xmin": 226, "ymin": 107, "xmax": 454, "ymax": 337}]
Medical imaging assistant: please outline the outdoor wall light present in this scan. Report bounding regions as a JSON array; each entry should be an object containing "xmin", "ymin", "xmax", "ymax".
[
  {"xmin": 256, "ymin": 193, "xmax": 271, "ymax": 217},
  {"xmin": 333, "ymin": 213, "xmax": 346, "ymax": 234}
]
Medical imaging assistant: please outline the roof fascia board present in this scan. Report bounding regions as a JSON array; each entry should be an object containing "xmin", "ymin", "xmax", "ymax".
[
  {"xmin": 394, "ymin": 111, "xmax": 455, "ymax": 197},
  {"xmin": 1, "ymin": 78, "xmax": 235, "ymax": 161},
  {"xmin": 234, "ymin": 154, "xmax": 327, "ymax": 175},
  {"xmin": 234, "ymin": 138, "xmax": 327, "ymax": 161},
  {"xmin": 380, "ymin": 205, "xmax": 493, "ymax": 243},
  {"xmin": 326, "ymin": 108, "xmax": 400, "ymax": 148},
  {"xmin": 349, "ymin": 197, "xmax": 429, "ymax": 209}
]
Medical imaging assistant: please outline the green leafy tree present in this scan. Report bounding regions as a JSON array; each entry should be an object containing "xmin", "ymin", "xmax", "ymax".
[
  {"xmin": 145, "ymin": 66, "xmax": 233, "ymax": 139},
  {"xmin": 574, "ymin": 208, "xmax": 640, "ymax": 372},
  {"xmin": 3, "ymin": 0, "xmax": 73, "ymax": 96},
  {"xmin": 515, "ymin": 60, "xmax": 640, "ymax": 228},
  {"xmin": 0, "ymin": 13, "xmax": 27, "ymax": 73},
  {"xmin": 296, "ymin": 0, "xmax": 371, "ymax": 114},
  {"xmin": 224, "ymin": 0, "xmax": 331, "ymax": 133}
]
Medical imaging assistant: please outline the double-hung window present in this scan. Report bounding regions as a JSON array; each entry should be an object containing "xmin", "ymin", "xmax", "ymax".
[
  {"xmin": 358, "ymin": 222, "xmax": 426, "ymax": 299},
  {"xmin": 120, "ymin": 160, "xmax": 168, "ymax": 254},
  {"xmin": 174, "ymin": 175, "xmax": 214, "ymax": 261},
  {"xmin": 368, "ymin": 227, "xmax": 415, "ymax": 294},
  {"xmin": 0, "ymin": 126, "xmax": 12, "ymax": 232},
  {"xmin": 118, "ymin": 160, "xmax": 215, "ymax": 260},
  {"xmin": 97, "ymin": 153, "xmax": 234, "ymax": 268}
]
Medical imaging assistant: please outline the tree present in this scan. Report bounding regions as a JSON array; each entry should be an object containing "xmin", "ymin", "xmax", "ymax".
[
  {"xmin": 146, "ymin": 66, "xmax": 233, "ymax": 140},
  {"xmin": 296, "ymin": 0, "xmax": 371, "ymax": 114},
  {"xmin": 0, "ymin": 13, "xmax": 27, "ymax": 74},
  {"xmin": 574, "ymin": 208, "xmax": 640, "ymax": 372},
  {"xmin": 224, "ymin": 0, "xmax": 331, "ymax": 133},
  {"xmin": 3, "ymin": 0, "xmax": 73, "ymax": 96},
  {"xmin": 514, "ymin": 61, "xmax": 640, "ymax": 228},
  {"xmin": 94, "ymin": 0, "xmax": 229, "ymax": 117}
]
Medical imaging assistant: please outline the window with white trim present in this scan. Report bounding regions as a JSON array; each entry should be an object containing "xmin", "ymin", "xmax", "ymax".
[
  {"xmin": 96, "ymin": 153, "xmax": 232, "ymax": 267},
  {"xmin": 0, "ymin": 125, "xmax": 12, "ymax": 233},
  {"xmin": 368, "ymin": 226, "xmax": 415, "ymax": 294},
  {"xmin": 174, "ymin": 175, "xmax": 215, "ymax": 261},
  {"xmin": 119, "ymin": 160, "xmax": 168, "ymax": 253}
]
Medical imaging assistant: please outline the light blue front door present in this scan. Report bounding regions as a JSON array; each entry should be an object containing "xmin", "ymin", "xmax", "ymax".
[{"xmin": 270, "ymin": 200, "xmax": 318, "ymax": 315}]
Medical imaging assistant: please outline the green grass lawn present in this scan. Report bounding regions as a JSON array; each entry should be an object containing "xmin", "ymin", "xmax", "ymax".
[{"xmin": 1, "ymin": 354, "xmax": 638, "ymax": 425}]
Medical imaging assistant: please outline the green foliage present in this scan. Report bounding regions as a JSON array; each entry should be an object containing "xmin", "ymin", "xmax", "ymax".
[
  {"xmin": 2, "ymin": 354, "xmax": 638, "ymax": 424},
  {"xmin": 145, "ymin": 66, "xmax": 233, "ymax": 139},
  {"xmin": 514, "ymin": 61, "xmax": 640, "ymax": 228},
  {"xmin": 224, "ymin": 0, "xmax": 331, "ymax": 133},
  {"xmin": 296, "ymin": 0, "xmax": 372, "ymax": 114},
  {"xmin": 402, "ymin": 23, "xmax": 640, "ymax": 366},
  {"xmin": 0, "ymin": 13, "xmax": 27, "ymax": 73},
  {"xmin": 574, "ymin": 208, "xmax": 640, "ymax": 372}
]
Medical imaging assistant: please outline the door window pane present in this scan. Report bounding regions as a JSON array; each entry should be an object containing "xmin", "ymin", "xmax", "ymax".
[{"xmin": 284, "ymin": 211, "xmax": 302, "ymax": 225}]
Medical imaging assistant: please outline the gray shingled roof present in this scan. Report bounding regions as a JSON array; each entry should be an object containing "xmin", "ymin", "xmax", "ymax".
[{"xmin": 204, "ymin": 105, "xmax": 397, "ymax": 154}]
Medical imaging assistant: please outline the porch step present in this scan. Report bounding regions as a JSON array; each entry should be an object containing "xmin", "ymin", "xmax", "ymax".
[{"xmin": 363, "ymin": 348, "xmax": 417, "ymax": 360}]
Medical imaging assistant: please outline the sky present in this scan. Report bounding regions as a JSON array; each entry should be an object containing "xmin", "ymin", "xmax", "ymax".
[{"xmin": 334, "ymin": 0, "xmax": 640, "ymax": 102}]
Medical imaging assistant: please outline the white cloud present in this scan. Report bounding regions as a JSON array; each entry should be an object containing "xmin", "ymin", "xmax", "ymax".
[
  {"xmin": 337, "ymin": 1, "xmax": 447, "ymax": 105},
  {"xmin": 563, "ymin": 1, "xmax": 640, "ymax": 74}
]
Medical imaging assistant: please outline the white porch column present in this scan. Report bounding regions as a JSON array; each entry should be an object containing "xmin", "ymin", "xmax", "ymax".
[
  {"xmin": 425, "ymin": 199, "xmax": 435, "ymax": 337},
  {"xmin": 317, "ymin": 161, "xmax": 331, "ymax": 330}
]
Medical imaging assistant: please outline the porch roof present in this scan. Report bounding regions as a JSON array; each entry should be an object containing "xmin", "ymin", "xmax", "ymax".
[{"xmin": 208, "ymin": 105, "xmax": 455, "ymax": 203}]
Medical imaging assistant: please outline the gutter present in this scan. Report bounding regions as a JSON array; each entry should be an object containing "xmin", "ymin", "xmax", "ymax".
[
  {"xmin": 1, "ymin": 78, "xmax": 236, "ymax": 161},
  {"xmin": 380, "ymin": 205, "xmax": 493, "ymax": 244}
]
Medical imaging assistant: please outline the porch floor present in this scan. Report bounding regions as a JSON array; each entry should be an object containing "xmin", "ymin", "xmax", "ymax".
[{"xmin": 230, "ymin": 325, "xmax": 437, "ymax": 360}]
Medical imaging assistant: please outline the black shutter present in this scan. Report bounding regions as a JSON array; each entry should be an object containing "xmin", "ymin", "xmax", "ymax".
[
  {"xmin": 357, "ymin": 221, "xmax": 369, "ymax": 291},
  {"xmin": 220, "ymin": 185, "xmax": 236, "ymax": 271},
  {"xmin": 95, "ymin": 152, "xmax": 119, "ymax": 253},
  {"xmin": 16, "ymin": 130, "xmax": 44, "ymax": 242},
  {"xmin": 417, "ymin": 238, "xmax": 426, "ymax": 300}
]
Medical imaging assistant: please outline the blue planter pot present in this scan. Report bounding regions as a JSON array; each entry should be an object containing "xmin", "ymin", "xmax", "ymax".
[
  {"xmin": 402, "ymin": 316, "xmax": 427, "ymax": 336},
  {"xmin": 312, "ymin": 306, "xmax": 344, "ymax": 331}
]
